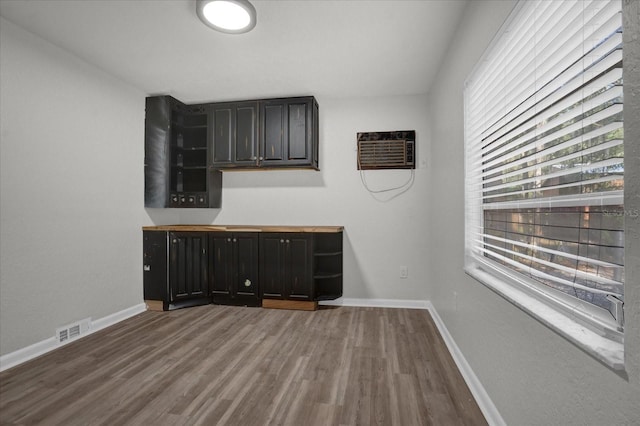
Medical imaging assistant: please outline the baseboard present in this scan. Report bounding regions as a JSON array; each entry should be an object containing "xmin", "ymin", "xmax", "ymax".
[
  {"xmin": 320, "ymin": 298, "xmax": 503, "ymax": 426},
  {"xmin": 0, "ymin": 303, "xmax": 146, "ymax": 372},
  {"xmin": 424, "ymin": 301, "xmax": 506, "ymax": 426},
  {"xmin": 320, "ymin": 297, "xmax": 430, "ymax": 310}
]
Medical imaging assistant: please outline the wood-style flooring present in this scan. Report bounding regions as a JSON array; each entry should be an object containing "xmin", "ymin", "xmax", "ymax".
[{"xmin": 0, "ymin": 305, "xmax": 487, "ymax": 425}]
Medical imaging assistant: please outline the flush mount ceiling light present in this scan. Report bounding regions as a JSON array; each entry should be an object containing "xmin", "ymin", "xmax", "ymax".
[{"xmin": 196, "ymin": 0, "xmax": 257, "ymax": 34}]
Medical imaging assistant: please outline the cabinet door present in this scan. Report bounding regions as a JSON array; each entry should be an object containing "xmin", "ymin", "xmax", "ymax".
[
  {"xmin": 211, "ymin": 104, "xmax": 235, "ymax": 166},
  {"xmin": 212, "ymin": 102, "xmax": 258, "ymax": 168},
  {"xmin": 260, "ymin": 98, "xmax": 314, "ymax": 167},
  {"xmin": 212, "ymin": 233, "xmax": 259, "ymax": 302},
  {"xmin": 211, "ymin": 233, "xmax": 233, "ymax": 296},
  {"xmin": 169, "ymin": 232, "xmax": 208, "ymax": 302},
  {"xmin": 234, "ymin": 233, "xmax": 259, "ymax": 298},
  {"xmin": 260, "ymin": 234, "xmax": 285, "ymax": 298},
  {"xmin": 235, "ymin": 102, "xmax": 259, "ymax": 164},
  {"xmin": 285, "ymin": 234, "xmax": 313, "ymax": 300},
  {"xmin": 260, "ymin": 233, "xmax": 312, "ymax": 300}
]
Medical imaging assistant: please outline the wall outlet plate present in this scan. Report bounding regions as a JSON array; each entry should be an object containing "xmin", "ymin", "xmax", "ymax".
[{"xmin": 400, "ymin": 265, "xmax": 408, "ymax": 278}]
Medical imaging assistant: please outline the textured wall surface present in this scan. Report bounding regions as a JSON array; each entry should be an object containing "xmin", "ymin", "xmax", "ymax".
[
  {"xmin": 0, "ymin": 18, "xmax": 146, "ymax": 355},
  {"xmin": 427, "ymin": 1, "xmax": 640, "ymax": 424},
  {"xmin": 623, "ymin": 0, "xmax": 640, "ymax": 384}
]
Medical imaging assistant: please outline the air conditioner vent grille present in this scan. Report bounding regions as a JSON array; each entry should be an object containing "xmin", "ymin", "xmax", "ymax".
[{"xmin": 357, "ymin": 131, "xmax": 416, "ymax": 170}]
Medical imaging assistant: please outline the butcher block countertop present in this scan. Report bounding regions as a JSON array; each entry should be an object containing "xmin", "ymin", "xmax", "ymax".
[{"xmin": 143, "ymin": 225, "xmax": 344, "ymax": 233}]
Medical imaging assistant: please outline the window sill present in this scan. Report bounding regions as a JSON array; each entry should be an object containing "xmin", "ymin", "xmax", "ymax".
[{"xmin": 465, "ymin": 263, "xmax": 625, "ymax": 372}]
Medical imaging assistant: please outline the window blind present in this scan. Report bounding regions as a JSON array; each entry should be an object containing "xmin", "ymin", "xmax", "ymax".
[{"xmin": 465, "ymin": 0, "xmax": 624, "ymax": 331}]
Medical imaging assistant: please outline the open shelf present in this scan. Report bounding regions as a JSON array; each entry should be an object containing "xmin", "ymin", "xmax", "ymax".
[{"xmin": 313, "ymin": 233, "xmax": 343, "ymax": 301}]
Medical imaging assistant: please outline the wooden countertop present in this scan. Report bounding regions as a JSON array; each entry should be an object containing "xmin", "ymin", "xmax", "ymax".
[{"xmin": 142, "ymin": 225, "xmax": 343, "ymax": 233}]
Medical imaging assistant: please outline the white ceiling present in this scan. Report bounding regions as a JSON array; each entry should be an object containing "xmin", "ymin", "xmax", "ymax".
[{"xmin": 0, "ymin": 0, "xmax": 467, "ymax": 103}]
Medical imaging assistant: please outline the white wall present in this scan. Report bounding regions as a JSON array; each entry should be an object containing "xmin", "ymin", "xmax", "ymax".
[
  {"xmin": 427, "ymin": 1, "xmax": 640, "ymax": 425},
  {"xmin": 0, "ymin": 18, "xmax": 146, "ymax": 355},
  {"xmin": 1, "ymin": 14, "xmax": 433, "ymax": 355},
  {"xmin": 146, "ymin": 94, "xmax": 432, "ymax": 301}
]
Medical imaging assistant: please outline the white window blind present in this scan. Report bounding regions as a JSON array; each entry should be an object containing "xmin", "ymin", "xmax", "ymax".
[{"xmin": 465, "ymin": 0, "xmax": 624, "ymax": 343}]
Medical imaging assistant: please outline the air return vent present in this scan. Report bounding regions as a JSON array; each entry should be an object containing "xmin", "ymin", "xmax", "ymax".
[
  {"xmin": 357, "ymin": 130, "xmax": 416, "ymax": 170},
  {"xmin": 56, "ymin": 318, "xmax": 91, "ymax": 344}
]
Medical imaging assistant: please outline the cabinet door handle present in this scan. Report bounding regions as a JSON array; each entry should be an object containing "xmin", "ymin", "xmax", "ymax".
[
  {"xmin": 280, "ymin": 239, "xmax": 284, "ymax": 243},
  {"xmin": 286, "ymin": 239, "xmax": 290, "ymax": 244},
  {"xmin": 227, "ymin": 238, "xmax": 232, "ymax": 242},
  {"xmin": 233, "ymin": 238, "xmax": 237, "ymax": 243}
]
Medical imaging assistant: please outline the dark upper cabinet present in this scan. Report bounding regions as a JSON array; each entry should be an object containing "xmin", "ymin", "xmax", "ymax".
[
  {"xmin": 211, "ymin": 96, "xmax": 319, "ymax": 170},
  {"xmin": 260, "ymin": 233, "xmax": 314, "ymax": 300},
  {"xmin": 144, "ymin": 96, "xmax": 222, "ymax": 208},
  {"xmin": 210, "ymin": 232, "xmax": 260, "ymax": 306},
  {"xmin": 146, "ymin": 96, "xmax": 318, "ymax": 208},
  {"xmin": 211, "ymin": 102, "xmax": 259, "ymax": 168},
  {"xmin": 260, "ymin": 97, "xmax": 318, "ymax": 169}
]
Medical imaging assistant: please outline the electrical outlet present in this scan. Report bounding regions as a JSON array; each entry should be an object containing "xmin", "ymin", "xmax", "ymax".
[{"xmin": 400, "ymin": 265, "xmax": 408, "ymax": 278}]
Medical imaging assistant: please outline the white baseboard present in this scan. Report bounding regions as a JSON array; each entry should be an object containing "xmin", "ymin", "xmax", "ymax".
[
  {"xmin": 424, "ymin": 301, "xmax": 506, "ymax": 426},
  {"xmin": 321, "ymin": 298, "xmax": 504, "ymax": 426},
  {"xmin": 0, "ymin": 303, "xmax": 146, "ymax": 372},
  {"xmin": 320, "ymin": 297, "xmax": 430, "ymax": 310}
]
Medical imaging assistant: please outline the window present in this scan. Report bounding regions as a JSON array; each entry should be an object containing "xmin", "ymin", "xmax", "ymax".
[{"xmin": 464, "ymin": 0, "xmax": 624, "ymax": 369}]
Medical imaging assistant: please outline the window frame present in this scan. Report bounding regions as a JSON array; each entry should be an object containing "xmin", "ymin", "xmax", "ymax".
[{"xmin": 463, "ymin": 0, "xmax": 625, "ymax": 371}]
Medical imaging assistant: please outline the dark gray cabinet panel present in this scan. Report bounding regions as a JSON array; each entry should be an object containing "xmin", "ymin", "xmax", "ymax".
[
  {"xmin": 144, "ymin": 96, "xmax": 222, "ymax": 208},
  {"xmin": 143, "ymin": 231, "xmax": 168, "ymax": 304},
  {"xmin": 143, "ymin": 230, "xmax": 211, "ymax": 311},
  {"xmin": 212, "ymin": 105, "xmax": 233, "ymax": 165},
  {"xmin": 211, "ymin": 102, "xmax": 259, "ymax": 168},
  {"xmin": 169, "ymin": 232, "xmax": 209, "ymax": 302},
  {"xmin": 236, "ymin": 103, "xmax": 259, "ymax": 163},
  {"xmin": 260, "ymin": 97, "xmax": 318, "ymax": 169},
  {"xmin": 144, "ymin": 97, "xmax": 171, "ymax": 208},
  {"xmin": 211, "ymin": 232, "xmax": 260, "ymax": 306},
  {"xmin": 260, "ymin": 233, "xmax": 313, "ymax": 300}
]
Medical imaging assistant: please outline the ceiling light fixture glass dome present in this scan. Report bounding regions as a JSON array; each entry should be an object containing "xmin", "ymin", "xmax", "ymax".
[{"xmin": 196, "ymin": 0, "xmax": 257, "ymax": 34}]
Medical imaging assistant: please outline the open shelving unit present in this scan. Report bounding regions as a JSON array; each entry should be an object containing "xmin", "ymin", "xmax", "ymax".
[{"xmin": 313, "ymin": 233, "xmax": 343, "ymax": 300}]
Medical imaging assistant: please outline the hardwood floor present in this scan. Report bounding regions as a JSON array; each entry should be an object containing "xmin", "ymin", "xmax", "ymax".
[{"xmin": 0, "ymin": 305, "xmax": 487, "ymax": 426}]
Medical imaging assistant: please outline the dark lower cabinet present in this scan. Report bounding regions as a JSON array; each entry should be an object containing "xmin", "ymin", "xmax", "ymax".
[
  {"xmin": 143, "ymin": 227, "xmax": 342, "ymax": 311},
  {"xmin": 169, "ymin": 232, "xmax": 209, "ymax": 302},
  {"xmin": 210, "ymin": 233, "xmax": 260, "ymax": 306},
  {"xmin": 143, "ymin": 230, "xmax": 210, "ymax": 311},
  {"xmin": 260, "ymin": 233, "xmax": 313, "ymax": 300}
]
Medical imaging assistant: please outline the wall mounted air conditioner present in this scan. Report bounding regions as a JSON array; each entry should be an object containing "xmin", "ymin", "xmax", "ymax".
[{"xmin": 357, "ymin": 130, "xmax": 416, "ymax": 170}]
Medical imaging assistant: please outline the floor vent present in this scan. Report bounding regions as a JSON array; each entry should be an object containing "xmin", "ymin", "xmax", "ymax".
[{"xmin": 56, "ymin": 318, "xmax": 91, "ymax": 344}]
